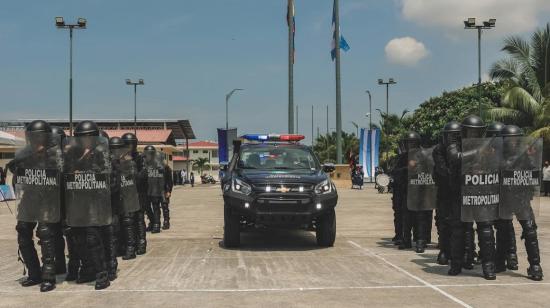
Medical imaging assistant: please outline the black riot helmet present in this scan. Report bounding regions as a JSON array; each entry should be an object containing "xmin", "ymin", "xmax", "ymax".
[
  {"xmin": 26, "ymin": 120, "xmax": 52, "ymax": 133},
  {"xmin": 461, "ymin": 115, "xmax": 486, "ymax": 139},
  {"xmin": 121, "ymin": 132, "xmax": 138, "ymax": 152},
  {"xmin": 50, "ymin": 126, "xmax": 66, "ymax": 138},
  {"xmin": 501, "ymin": 125, "xmax": 523, "ymax": 137},
  {"xmin": 486, "ymin": 122, "xmax": 505, "ymax": 137},
  {"xmin": 442, "ymin": 121, "xmax": 461, "ymax": 146},
  {"xmin": 74, "ymin": 120, "xmax": 100, "ymax": 137},
  {"xmin": 402, "ymin": 131, "xmax": 421, "ymax": 152},
  {"xmin": 100, "ymin": 130, "xmax": 110, "ymax": 139},
  {"xmin": 143, "ymin": 145, "xmax": 156, "ymax": 152},
  {"xmin": 109, "ymin": 137, "xmax": 126, "ymax": 149}
]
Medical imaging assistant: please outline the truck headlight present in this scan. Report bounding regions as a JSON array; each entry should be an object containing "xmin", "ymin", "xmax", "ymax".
[
  {"xmin": 232, "ymin": 178, "xmax": 252, "ymax": 195},
  {"xmin": 315, "ymin": 179, "xmax": 332, "ymax": 194}
]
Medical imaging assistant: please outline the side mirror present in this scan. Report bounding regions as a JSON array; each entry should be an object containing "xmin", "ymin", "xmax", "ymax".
[{"xmin": 322, "ymin": 163, "xmax": 335, "ymax": 173}]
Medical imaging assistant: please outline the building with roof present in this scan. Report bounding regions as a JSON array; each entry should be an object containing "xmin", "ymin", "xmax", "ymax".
[{"xmin": 172, "ymin": 140, "xmax": 219, "ymax": 174}]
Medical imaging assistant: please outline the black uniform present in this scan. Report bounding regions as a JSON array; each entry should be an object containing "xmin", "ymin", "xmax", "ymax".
[
  {"xmin": 9, "ymin": 121, "xmax": 64, "ymax": 292},
  {"xmin": 64, "ymin": 121, "xmax": 112, "ymax": 290},
  {"xmin": 162, "ymin": 164, "xmax": 173, "ymax": 230},
  {"xmin": 433, "ymin": 142, "xmax": 452, "ymax": 264}
]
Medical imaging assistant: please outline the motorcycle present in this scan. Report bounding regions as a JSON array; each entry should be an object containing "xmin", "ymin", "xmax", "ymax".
[{"xmin": 201, "ymin": 174, "xmax": 217, "ymax": 184}]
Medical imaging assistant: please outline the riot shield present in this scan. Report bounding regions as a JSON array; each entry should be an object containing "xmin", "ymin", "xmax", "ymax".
[
  {"xmin": 145, "ymin": 151, "xmax": 166, "ymax": 197},
  {"xmin": 64, "ymin": 136, "xmax": 112, "ymax": 226},
  {"xmin": 407, "ymin": 147, "xmax": 437, "ymax": 211},
  {"xmin": 461, "ymin": 138, "xmax": 502, "ymax": 222},
  {"xmin": 118, "ymin": 155, "xmax": 140, "ymax": 214},
  {"xmin": 499, "ymin": 136, "xmax": 542, "ymax": 220},
  {"xmin": 14, "ymin": 132, "xmax": 62, "ymax": 223}
]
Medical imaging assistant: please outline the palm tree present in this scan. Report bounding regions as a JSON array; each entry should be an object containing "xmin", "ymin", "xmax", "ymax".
[
  {"xmin": 489, "ymin": 23, "xmax": 550, "ymax": 139},
  {"xmin": 313, "ymin": 131, "xmax": 358, "ymax": 164},
  {"xmin": 192, "ymin": 157, "xmax": 210, "ymax": 175}
]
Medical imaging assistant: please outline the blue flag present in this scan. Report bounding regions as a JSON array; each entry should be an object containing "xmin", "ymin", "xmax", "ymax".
[{"xmin": 331, "ymin": 0, "xmax": 350, "ymax": 61}]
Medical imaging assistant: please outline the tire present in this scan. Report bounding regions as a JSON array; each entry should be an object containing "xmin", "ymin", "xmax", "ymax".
[
  {"xmin": 223, "ymin": 204, "xmax": 240, "ymax": 248},
  {"xmin": 316, "ymin": 208, "xmax": 336, "ymax": 247}
]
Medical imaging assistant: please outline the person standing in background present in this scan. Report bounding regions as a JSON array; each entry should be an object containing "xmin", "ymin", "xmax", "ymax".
[
  {"xmin": 543, "ymin": 161, "xmax": 550, "ymax": 197},
  {"xmin": 0, "ymin": 167, "xmax": 6, "ymax": 185},
  {"xmin": 190, "ymin": 172, "xmax": 195, "ymax": 187}
]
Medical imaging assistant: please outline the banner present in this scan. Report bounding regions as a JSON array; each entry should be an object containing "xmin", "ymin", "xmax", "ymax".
[
  {"xmin": 217, "ymin": 128, "xmax": 238, "ymax": 164},
  {"xmin": 359, "ymin": 128, "xmax": 380, "ymax": 179},
  {"xmin": 0, "ymin": 185, "xmax": 15, "ymax": 201}
]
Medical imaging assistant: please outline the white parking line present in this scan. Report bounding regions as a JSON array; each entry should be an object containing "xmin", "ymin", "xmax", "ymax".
[{"xmin": 348, "ymin": 240, "xmax": 472, "ymax": 308}]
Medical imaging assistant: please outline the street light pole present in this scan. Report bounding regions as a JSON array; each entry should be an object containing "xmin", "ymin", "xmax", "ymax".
[
  {"xmin": 225, "ymin": 88, "xmax": 244, "ymax": 130},
  {"xmin": 377, "ymin": 78, "xmax": 396, "ymax": 115},
  {"xmin": 56, "ymin": 17, "xmax": 86, "ymax": 136},
  {"xmin": 125, "ymin": 79, "xmax": 145, "ymax": 135},
  {"xmin": 464, "ymin": 18, "xmax": 496, "ymax": 117},
  {"xmin": 366, "ymin": 90, "xmax": 372, "ymax": 129}
]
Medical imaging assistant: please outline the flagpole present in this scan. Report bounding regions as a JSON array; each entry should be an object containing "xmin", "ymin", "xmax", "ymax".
[
  {"xmin": 288, "ymin": 0, "xmax": 295, "ymax": 134},
  {"xmin": 334, "ymin": 0, "xmax": 343, "ymax": 164}
]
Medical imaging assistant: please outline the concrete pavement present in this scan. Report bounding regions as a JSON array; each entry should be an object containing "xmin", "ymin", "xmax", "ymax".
[{"xmin": 0, "ymin": 183, "xmax": 549, "ymax": 307}]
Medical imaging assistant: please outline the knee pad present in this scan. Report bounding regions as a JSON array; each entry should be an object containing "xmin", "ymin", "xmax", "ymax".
[
  {"xmin": 122, "ymin": 215, "xmax": 134, "ymax": 226},
  {"xmin": 85, "ymin": 229, "xmax": 102, "ymax": 248},
  {"xmin": 37, "ymin": 224, "xmax": 54, "ymax": 240},
  {"xmin": 521, "ymin": 220, "xmax": 538, "ymax": 239}
]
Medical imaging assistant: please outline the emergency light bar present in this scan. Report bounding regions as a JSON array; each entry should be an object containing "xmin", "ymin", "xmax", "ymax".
[{"xmin": 241, "ymin": 134, "xmax": 305, "ymax": 142}]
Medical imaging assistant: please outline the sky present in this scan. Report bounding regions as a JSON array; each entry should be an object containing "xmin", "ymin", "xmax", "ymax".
[{"xmin": 1, "ymin": 0, "xmax": 550, "ymax": 143}]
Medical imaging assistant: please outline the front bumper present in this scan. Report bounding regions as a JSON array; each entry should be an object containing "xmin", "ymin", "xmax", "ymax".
[{"xmin": 223, "ymin": 189, "xmax": 338, "ymax": 226}]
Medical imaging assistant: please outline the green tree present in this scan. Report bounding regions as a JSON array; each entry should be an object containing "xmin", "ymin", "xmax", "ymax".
[
  {"xmin": 192, "ymin": 157, "xmax": 210, "ymax": 175},
  {"xmin": 405, "ymin": 82, "xmax": 504, "ymax": 144},
  {"xmin": 489, "ymin": 23, "xmax": 550, "ymax": 139},
  {"xmin": 313, "ymin": 131, "xmax": 358, "ymax": 164}
]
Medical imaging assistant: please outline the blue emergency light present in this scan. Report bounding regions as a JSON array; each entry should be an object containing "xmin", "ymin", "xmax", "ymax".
[{"xmin": 241, "ymin": 134, "xmax": 305, "ymax": 142}]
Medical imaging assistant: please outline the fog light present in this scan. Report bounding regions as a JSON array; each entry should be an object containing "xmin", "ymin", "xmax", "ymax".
[
  {"xmin": 244, "ymin": 202, "xmax": 250, "ymax": 208},
  {"xmin": 265, "ymin": 186, "xmax": 271, "ymax": 192},
  {"xmin": 316, "ymin": 203, "xmax": 322, "ymax": 210},
  {"xmin": 299, "ymin": 186, "xmax": 304, "ymax": 192}
]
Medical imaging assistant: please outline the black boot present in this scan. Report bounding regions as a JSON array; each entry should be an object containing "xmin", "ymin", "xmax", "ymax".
[
  {"xmin": 448, "ymin": 261, "xmax": 462, "ymax": 276},
  {"xmin": 95, "ymin": 271, "xmax": 111, "ymax": 290},
  {"xmin": 398, "ymin": 240, "xmax": 412, "ymax": 250},
  {"xmin": 506, "ymin": 221, "xmax": 519, "ymax": 270},
  {"xmin": 477, "ymin": 223, "xmax": 496, "ymax": 280},
  {"xmin": 521, "ymin": 220, "xmax": 543, "ymax": 281},
  {"xmin": 162, "ymin": 202, "xmax": 170, "ymax": 230},
  {"xmin": 65, "ymin": 229, "xmax": 81, "ymax": 281},
  {"xmin": 416, "ymin": 240, "xmax": 426, "ymax": 253},
  {"xmin": 122, "ymin": 215, "xmax": 137, "ymax": 260},
  {"xmin": 101, "ymin": 224, "xmax": 118, "ymax": 282},
  {"xmin": 152, "ymin": 200, "xmax": 162, "ymax": 233},
  {"xmin": 437, "ymin": 251, "xmax": 449, "ymax": 265},
  {"xmin": 54, "ymin": 225, "xmax": 66, "ymax": 275},
  {"xmin": 135, "ymin": 211, "xmax": 147, "ymax": 255},
  {"xmin": 463, "ymin": 223, "xmax": 475, "ymax": 270},
  {"xmin": 507, "ymin": 253, "xmax": 519, "ymax": 271},
  {"xmin": 16, "ymin": 222, "xmax": 42, "ymax": 286},
  {"xmin": 37, "ymin": 224, "xmax": 57, "ymax": 292}
]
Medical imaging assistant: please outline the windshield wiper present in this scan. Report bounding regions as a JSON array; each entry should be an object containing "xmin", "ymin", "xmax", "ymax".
[{"xmin": 239, "ymin": 166, "xmax": 257, "ymax": 169}]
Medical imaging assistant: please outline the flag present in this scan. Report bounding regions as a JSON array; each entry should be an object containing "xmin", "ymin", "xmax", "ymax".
[
  {"xmin": 359, "ymin": 128, "xmax": 380, "ymax": 179},
  {"xmin": 287, "ymin": 0, "xmax": 296, "ymax": 63},
  {"xmin": 331, "ymin": 0, "xmax": 350, "ymax": 61}
]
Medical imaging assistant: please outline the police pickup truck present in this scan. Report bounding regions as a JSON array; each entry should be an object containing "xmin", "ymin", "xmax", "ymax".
[{"xmin": 221, "ymin": 134, "xmax": 338, "ymax": 248}]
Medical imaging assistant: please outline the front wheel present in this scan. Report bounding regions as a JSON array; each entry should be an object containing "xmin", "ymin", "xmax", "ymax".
[
  {"xmin": 223, "ymin": 204, "xmax": 240, "ymax": 248},
  {"xmin": 316, "ymin": 208, "xmax": 336, "ymax": 247}
]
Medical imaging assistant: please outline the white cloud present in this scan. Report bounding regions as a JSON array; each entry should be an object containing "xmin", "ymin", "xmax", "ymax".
[
  {"xmin": 385, "ymin": 37, "xmax": 429, "ymax": 66},
  {"xmin": 400, "ymin": 0, "xmax": 550, "ymax": 35}
]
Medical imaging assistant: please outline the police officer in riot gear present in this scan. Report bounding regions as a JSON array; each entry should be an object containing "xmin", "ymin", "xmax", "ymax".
[
  {"xmin": 144, "ymin": 145, "xmax": 165, "ymax": 233},
  {"xmin": 487, "ymin": 123, "xmax": 519, "ymax": 273},
  {"xmin": 447, "ymin": 115, "xmax": 497, "ymax": 279},
  {"xmin": 432, "ymin": 121, "xmax": 461, "ymax": 265},
  {"xmin": 395, "ymin": 131, "xmax": 429, "ymax": 251},
  {"xmin": 121, "ymin": 132, "xmax": 147, "ymax": 255},
  {"xmin": 499, "ymin": 125, "xmax": 543, "ymax": 280},
  {"xmin": 64, "ymin": 120, "xmax": 112, "ymax": 289},
  {"xmin": 110, "ymin": 136, "xmax": 140, "ymax": 260},
  {"xmin": 8, "ymin": 120, "xmax": 64, "ymax": 292},
  {"xmin": 162, "ymin": 163, "xmax": 173, "ymax": 230}
]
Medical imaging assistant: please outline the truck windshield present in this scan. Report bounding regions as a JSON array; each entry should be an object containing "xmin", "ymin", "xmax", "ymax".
[{"xmin": 238, "ymin": 146, "xmax": 320, "ymax": 170}]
